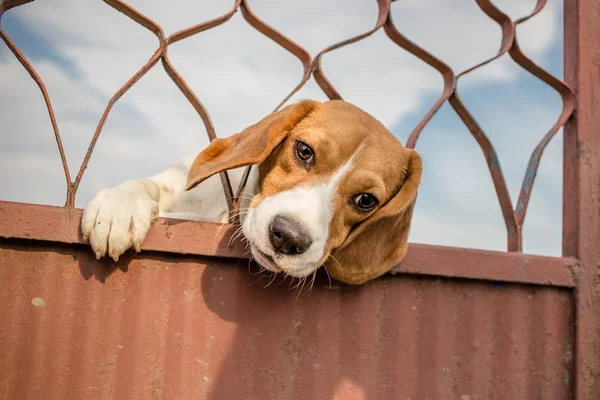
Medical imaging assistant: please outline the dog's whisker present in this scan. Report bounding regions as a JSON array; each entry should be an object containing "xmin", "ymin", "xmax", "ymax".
[
  {"xmin": 280, "ymin": 273, "xmax": 291, "ymax": 286},
  {"xmin": 324, "ymin": 252, "xmax": 343, "ymax": 280},
  {"xmin": 235, "ymin": 244, "xmax": 256, "ymax": 271},
  {"xmin": 246, "ymin": 250, "xmax": 260, "ymax": 275},
  {"xmin": 227, "ymin": 231, "xmax": 240, "ymax": 246},
  {"xmin": 296, "ymin": 276, "xmax": 306, "ymax": 291},
  {"xmin": 214, "ymin": 221, "xmax": 229, "ymax": 243},
  {"xmin": 234, "ymin": 227, "xmax": 246, "ymax": 238},
  {"xmin": 300, "ymin": 275, "xmax": 311, "ymax": 297},
  {"xmin": 288, "ymin": 276, "xmax": 300, "ymax": 290},
  {"xmin": 295, "ymin": 276, "xmax": 307, "ymax": 299},
  {"xmin": 307, "ymin": 269, "xmax": 318, "ymax": 296},
  {"xmin": 248, "ymin": 264, "xmax": 261, "ymax": 276},
  {"xmin": 230, "ymin": 238, "xmax": 252, "ymax": 269},
  {"xmin": 250, "ymin": 267, "xmax": 271, "ymax": 285},
  {"xmin": 264, "ymin": 271, "xmax": 279, "ymax": 288},
  {"xmin": 228, "ymin": 226, "xmax": 242, "ymax": 246},
  {"xmin": 229, "ymin": 231, "xmax": 243, "ymax": 246},
  {"xmin": 287, "ymin": 277, "xmax": 295, "ymax": 290},
  {"xmin": 226, "ymin": 212, "xmax": 251, "ymax": 224},
  {"xmin": 228, "ymin": 232, "xmax": 238, "ymax": 247},
  {"xmin": 290, "ymin": 274, "xmax": 308, "ymax": 293},
  {"xmin": 232, "ymin": 234, "xmax": 247, "ymax": 247},
  {"xmin": 228, "ymin": 209, "xmax": 251, "ymax": 219},
  {"xmin": 228, "ymin": 226, "xmax": 246, "ymax": 246},
  {"xmin": 322, "ymin": 262, "xmax": 333, "ymax": 289}
]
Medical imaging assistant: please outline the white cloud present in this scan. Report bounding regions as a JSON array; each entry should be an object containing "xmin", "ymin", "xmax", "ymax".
[{"xmin": 1, "ymin": 0, "xmax": 564, "ymax": 255}]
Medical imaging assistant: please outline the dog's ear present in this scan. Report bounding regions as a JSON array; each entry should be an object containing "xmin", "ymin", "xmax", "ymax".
[
  {"xmin": 329, "ymin": 149, "xmax": 423, "ymax": 285},
  {"xmin": 186, "ymin": 100, "xmax": 319, "ymax": 191}
]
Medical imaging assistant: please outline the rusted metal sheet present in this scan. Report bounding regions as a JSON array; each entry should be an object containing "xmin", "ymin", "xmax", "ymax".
[
  {"xmin": 0, "ymin": 201, "xmax": 577, "ymax": 288},
  {"xmin": 0, "ymin": 241, "xmax": 574, "ymax": 400}
]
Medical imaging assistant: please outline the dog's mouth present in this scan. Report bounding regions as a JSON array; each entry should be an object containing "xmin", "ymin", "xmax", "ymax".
[
  {"xmin": 250, "ymin": 245, "xmax": 320, "ymax": 279},
  {"xmin": 250, "ymin": 246, "xmax": 281, "ymax": 273}
]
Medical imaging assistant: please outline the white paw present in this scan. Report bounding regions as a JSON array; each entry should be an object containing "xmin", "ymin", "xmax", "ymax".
[{"xmin": 81, "ymin": 187, "xmax": 159, "ymax": 261}]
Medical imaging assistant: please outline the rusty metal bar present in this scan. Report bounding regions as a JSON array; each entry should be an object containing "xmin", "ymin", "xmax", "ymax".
[
  {"xmin": 392, "ymin": 242, "xmax": 576, "ymax": 288},
  {"xmin": 448, "ymin": 0, "xmax": 521, "ymax": 250},
  {"xmin": 449, "ymin": 94, "xmax": 521, "ymax": 250},
  {"xmin": 0, "ymin": 200, "xmax": 577, "ymax": 288},
  {"xmin": 563, "ymin": 0, "xmax": 600, "ymax": 398},
  {"xmin": 0, "ymin": 200, "xmax": 248, "ymax": 259}
]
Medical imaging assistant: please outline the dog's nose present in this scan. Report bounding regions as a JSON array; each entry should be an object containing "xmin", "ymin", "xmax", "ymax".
[{"xmin": 269, "ymin": 216, "xmax": 312, "ymax": 255}]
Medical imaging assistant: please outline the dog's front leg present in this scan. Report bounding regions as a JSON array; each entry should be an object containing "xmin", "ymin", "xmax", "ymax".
[{"xmin": 80, "ymin": 160, "xmax": 191, "ymax": 261}]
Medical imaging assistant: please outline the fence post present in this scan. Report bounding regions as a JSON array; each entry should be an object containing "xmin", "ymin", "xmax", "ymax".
[{"xmin": 563, "ymin": 0, "xmax": 600, "ymax": 398}]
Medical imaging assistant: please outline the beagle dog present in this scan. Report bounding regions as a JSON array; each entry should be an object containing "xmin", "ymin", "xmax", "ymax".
[{"xmin": 81, "ymin": 100, "xmax": 422, "ymax": 285}]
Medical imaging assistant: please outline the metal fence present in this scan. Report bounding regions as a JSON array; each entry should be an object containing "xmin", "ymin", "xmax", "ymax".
[{"xmin": 0, "ymin": 0, "xmax": 599, "ymax": 399}]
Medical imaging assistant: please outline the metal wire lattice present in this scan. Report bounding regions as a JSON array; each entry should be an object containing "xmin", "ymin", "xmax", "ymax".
[{"xmin": 0, "ymin": 0, "xmax": 574, "ymax": 251}]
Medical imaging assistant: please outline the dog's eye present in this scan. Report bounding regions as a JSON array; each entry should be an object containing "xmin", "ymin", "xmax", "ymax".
[
  {"xmin": 295, "ymin": 141, "xmax": 314, "ymax": 164},
  {"xmin": 352, "ymin": 193, "xmax": 379, "ymax": 211}
]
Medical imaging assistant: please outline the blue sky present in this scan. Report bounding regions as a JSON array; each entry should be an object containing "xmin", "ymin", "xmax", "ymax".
[{"xmin": 0, "ymin": 0, "xmax": 565, "ymax": 256}]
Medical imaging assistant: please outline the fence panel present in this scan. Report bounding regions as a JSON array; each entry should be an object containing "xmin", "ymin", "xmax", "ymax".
[
  {"xmin": 1, "ymin": 0, "xmax": 599, "ymax": 399},
  {"xmin": 1, "ymin": 241, "xmax": 575, "ymax": 400}
]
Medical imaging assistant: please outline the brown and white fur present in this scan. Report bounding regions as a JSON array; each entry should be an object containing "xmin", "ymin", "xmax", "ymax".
[{"xmin": 81, "ymin": 100, "xmax": 422, "ymax": 285}]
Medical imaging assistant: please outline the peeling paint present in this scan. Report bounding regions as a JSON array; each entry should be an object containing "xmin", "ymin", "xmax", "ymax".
[{"xmin": 31, "ymin": 297, "xmax": 44, "ymax": 307}]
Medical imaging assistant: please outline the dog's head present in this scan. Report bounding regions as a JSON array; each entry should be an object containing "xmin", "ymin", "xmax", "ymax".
[{"xmin": 186, "ymin": 100, "xmax": 422, "ymax": 285}]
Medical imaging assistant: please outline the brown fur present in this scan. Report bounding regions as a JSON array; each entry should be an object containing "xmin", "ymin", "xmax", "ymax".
[{"xmin": 187, "ymin": 100, "xmax": 422, "ymax": 285}]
